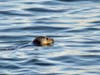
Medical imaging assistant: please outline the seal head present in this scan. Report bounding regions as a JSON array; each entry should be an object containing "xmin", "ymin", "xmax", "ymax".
[{"xmin": 33, "ymin": 36, "xmax": 54, "ymax": 46}]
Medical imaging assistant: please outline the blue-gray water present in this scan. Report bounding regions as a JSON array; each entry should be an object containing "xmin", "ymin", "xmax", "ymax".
[{"xmin": 0, "ymin": 0, "xmax": 100, "ymax": 75}]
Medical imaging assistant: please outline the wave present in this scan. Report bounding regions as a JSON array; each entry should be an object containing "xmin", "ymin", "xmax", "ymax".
[
  {"xmin": 0, "ymin": 10, "xmax": 33, "ymax": 16},
  {"xmin": 58, "ymin": 0, "xmax": 100, "ymax": 2},
  {"xmin": 24, "ymin": 7, "xmax": 66, "ymax": 13}
]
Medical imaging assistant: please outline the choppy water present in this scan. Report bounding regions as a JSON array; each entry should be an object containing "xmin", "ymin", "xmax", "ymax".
[{"xmin": 0, "ymin": 0, "xmax": 100, "ymax": 75}]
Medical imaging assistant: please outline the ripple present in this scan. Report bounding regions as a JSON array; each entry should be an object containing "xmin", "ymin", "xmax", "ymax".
[
  {"xmin": 58, "ymin": 0, "xmax": 81, "ymax": 2},
  {"xmin": 24, "ymin": 7, "xmax": 66, "ymax": 13},
  {"xmin": 86, "ymin": 50, "xmax": 100, "ymax": 53},
  {"xmin": 28, "ymin": 59, "xmax": 57, "ymax": 66},
  {"xmin": 67, "ymin": 27, "xmax": 100, "ymax": 33},
  {"xmin": 90, "ymin": 21, "xmax": 100, "ymax": 24},
  {"xmin": 0, "ymin": 26, "xmax": 67, "ymax": 32},
  {"xmin": 58, "ymin": 0, "xmax": 98, "ymax": 2},
  {"xmin": 0, "ymin": 10, "xmax": 33, "ymax": 16},
  {"xmin": 41, "ymin": 1, "xmax": 62, "ymax": 5},
  {"xmin": 0, "ymin": 61, "xmax": 21, "ymax": 69}
]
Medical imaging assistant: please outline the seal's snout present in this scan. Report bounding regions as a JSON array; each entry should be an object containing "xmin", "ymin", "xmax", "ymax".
[{"xmin": 33, "ymin": 36, "xmax": 54, "ymax": 46}]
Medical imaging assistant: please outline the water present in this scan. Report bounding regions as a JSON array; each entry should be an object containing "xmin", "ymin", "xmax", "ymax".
[{"xmin": 0, "ymin": 0, "xmax": 100, "ymax": 75}]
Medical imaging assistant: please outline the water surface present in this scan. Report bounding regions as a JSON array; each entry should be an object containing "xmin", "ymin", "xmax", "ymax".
[{"xmin": 0, "ymin": 0, "xmax": 100, "ymax": 75}]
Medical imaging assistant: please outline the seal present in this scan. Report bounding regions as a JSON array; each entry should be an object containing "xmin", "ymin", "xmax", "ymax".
[{"xmin": 33, "ymin": 36, "xmax": 54, "ymax": 46}]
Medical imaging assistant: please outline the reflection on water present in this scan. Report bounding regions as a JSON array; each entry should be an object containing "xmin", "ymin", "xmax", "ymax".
[{"xmin": 0, "ymin": 0, "xmax": 100, "ymax": 75}]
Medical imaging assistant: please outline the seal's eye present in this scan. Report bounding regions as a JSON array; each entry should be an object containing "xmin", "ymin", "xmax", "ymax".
[{"xmin": 46, "ymin": 38, "xmax": 49, "ymax": 40}]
